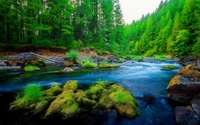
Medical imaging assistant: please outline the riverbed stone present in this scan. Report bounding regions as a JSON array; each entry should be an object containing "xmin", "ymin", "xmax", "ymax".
[
  {"xmin": 5, "ymin": 52, "xmax": 46, "ymax": 67},
  {"xmin": 175, "ymin": 106, "xmax": 200, "ymax": 125},
  {"xmin": 179, "ymin": 56, "xmax": 197, "ymax": 66}
]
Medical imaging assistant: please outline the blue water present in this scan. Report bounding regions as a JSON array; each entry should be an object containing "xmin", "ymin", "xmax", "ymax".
[{"xmin": 0, "ymin": 60, "xmax": 182, "ymax": 125}]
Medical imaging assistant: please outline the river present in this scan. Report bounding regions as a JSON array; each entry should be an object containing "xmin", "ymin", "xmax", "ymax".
[{"xmin": 0, "ymin": 59, "xmax": 182, "ymax": 125}]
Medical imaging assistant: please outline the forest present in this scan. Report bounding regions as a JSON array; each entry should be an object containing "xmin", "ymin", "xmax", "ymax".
[{"xmin": 0, "ymin": 0, "xmax": 200, "ymax": 57}]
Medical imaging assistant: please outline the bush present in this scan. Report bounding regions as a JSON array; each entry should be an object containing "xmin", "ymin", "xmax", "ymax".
[
  {"xmin": 24, "ymin": 65, "xmax": 40, "ymax": 71},
  {"xmin": 82, "ymin": 58, "xmax": 97, "ymax": 68},
  {"xmin": 66, "ymin": 50, "xmax": 79, "ymax": 61},
  {"xmin": 23, "ymin": 84, "xmax": 43, "ymax": 104}
]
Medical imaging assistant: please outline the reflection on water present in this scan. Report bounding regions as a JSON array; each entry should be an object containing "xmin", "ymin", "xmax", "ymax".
[{"xmin": 0, "ymin": 60, "xmax": 182, "ymax": 125}]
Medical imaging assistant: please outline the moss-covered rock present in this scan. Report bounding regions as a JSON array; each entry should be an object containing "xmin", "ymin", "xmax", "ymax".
[
  {"xmin": 161, "ymin": 65, "xmax": 176, "ymax": 70},
  {"xmin": 99, "ymin": 62, "xmax": 119, "ymax": 68},
  {"xmin": 43, "ymin": 84, "xmax": 62, "ymax": 96},
  {"xmin": 63, "ymin": 80, "xmax": 78, "ymax": 91},
  {"xmin": 33, "ymin": 100, "xmax": 49, "ymax": 114},
  {"xmin": 115, "ymin": 103, "xmax": 139, "ymax": 118},
  {"xmin": 45, "ymin": 91, "xmax": 79, "ymax": 118}
]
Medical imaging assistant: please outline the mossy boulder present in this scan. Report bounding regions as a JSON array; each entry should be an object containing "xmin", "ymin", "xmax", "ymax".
[
  {"xmin": 43, "ymin": 84, "xmax": 62, "ymax": 96},
  {"xmin": 63, "ymin": 80, "xmax": 78, "ymax": 91},
  {"xmin": 45, "ymin": 91, "xmax": 79, "ymax": 119},
  {"xmin": 99, "ymin": 62, "xmax": 119, "ymax": 68},
  {"xmin": 9, "ymin": 97, "xmax": 49, "ymax": 115},
  {"xmin": 161, "ymin": 65, "xmax": 176, "ymax": 70}
]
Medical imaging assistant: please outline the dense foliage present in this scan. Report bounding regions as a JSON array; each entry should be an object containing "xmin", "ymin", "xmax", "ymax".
[
  {"xmin": 0, "ymin": 0, "xmax": 199, "ymax": 57},
  {"xmin": 125, "ymin": 0, "xmax": 200, "ymax": 57},
  {"xmin": 0, "ymin": 0, "xmax": 124, "ymax": 54}
]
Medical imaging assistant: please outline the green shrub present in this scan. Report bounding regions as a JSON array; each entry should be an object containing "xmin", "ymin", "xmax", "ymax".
[
  {"xmin": 23, "ymin": 84, "xmax": 43, "ymax": 104},
  {"xmin": 66, "ymin": 50, "xmax": 79, "ymax": 61},
  {"xmin": 24, "ymin": 65, "xmax": 40, "ymax": 71},
  {"xmin": 132, "ymin": 55, "xmax": 144, "ymax": 60},
  {"xmin": 161, "ymin": 65, "xmax": 176, "ymax": 70}
]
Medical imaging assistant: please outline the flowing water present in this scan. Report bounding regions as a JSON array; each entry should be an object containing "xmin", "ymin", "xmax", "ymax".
[{"xmin": 0, "ymin": 59, "xmax": 182, "ymax": 125}]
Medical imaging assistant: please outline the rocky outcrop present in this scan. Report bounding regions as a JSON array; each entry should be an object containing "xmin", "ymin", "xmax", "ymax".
[
  {"xmin": 179, "ymin": 56, "xmax": 198, "ymax": 66},
  {"xmin": 5, "ymin": 52, "xmax": 46, "ymax": 67},
  {"xmin": 167, "ymin": 64, "xmax": 200, "ymax": 125}
]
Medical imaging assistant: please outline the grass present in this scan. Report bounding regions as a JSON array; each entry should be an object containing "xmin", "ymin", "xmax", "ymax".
[
  {"xmin": 132, "ymin": 55, "xmax": 144, "ymax": 60},
  {"xmin": 161, "ymin": 65, "xmax": 176, "ymax": 70},
  {"xmin": 66, "ymin": 50, "xmax": 79, "ymax": 61},
  {"xmin": 24, "ymin": 65, "xmax": 40, "ymax": 71},
  {"xmin": 99, "ymin": 62, "xmax": 119, "ymax": 68},
  {"xmin": 23, "ymin": 84, "xmax": 43, "ymax": 104}
]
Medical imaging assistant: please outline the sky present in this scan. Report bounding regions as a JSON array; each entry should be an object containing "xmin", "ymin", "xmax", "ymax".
[{"xmin": 119, "ymin": 0, "xmax": 163, "ymax": 24}]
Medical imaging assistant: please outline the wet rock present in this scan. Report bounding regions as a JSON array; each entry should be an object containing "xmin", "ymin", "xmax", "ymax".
[
  {"xmin": 175, "ymin": 106, "xmax": 200, "ymax": 125},
  {"xmin": 167, "ymin": 75, "xmax": 200, "ymax": 104},
  {"xmin": 62, "ymin": 67, "xmax": 74, "ymax": 72},
  {"xmin": 191, "ymin": 99, "xmax": 200, "ymax": 116},
  {"xmin": 5, "ymin": 52, "xmax": 46, "ymax": 67},
  {"xmin": 142, "ymin": 94, "xmax": 156, "ymax": 104},
  {"xmin": 0, "ymin": 66, "xmax": 21, "ymax": 70},
  {"xmin": 179, "ymin": 56, "xmax": 197, "ymax": 66},
  {"xmin": 107, "ymin": 56, "xmax": 119, "ymax": 63},
  {"xmin": 64, "ymin": 59, "xmax": 74, "ymax": 67}
]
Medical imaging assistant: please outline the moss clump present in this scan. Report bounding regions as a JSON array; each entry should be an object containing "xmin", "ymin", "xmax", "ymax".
[
  {"xmin": 34, "ymin": 100, "xmax": 49, "ymax": 114},
  {"xmin": 161, "ymin": 65, "xmax": 176, "ymax": 70},
  {"xmin": 82, "ymin": 59, "xmax": 97, "ymax": 68},
  {"xmin": 109, "ymin": 91, "xmax": 134, "ymax": 104},
  {"xmin": 99, "ymin": 62, "xmax": 119, "ymax": 68},
  {"xmin": 63, "ymin": 80, "xmax": 78, "ymax": 91},
  {"xmin": 24, "ymin": 65, "xmax": 40, "ymax": 71}
]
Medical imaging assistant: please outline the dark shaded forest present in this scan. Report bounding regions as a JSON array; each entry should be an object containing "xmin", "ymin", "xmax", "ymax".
[{"xmin": 0, "ymin": 0, "xmax": 200, "ymax": 57}]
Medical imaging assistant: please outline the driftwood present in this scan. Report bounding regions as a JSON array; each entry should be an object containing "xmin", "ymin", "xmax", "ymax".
[{"xmin": 30, "ymin": 52, "xmax": 61, "ymax": 64}]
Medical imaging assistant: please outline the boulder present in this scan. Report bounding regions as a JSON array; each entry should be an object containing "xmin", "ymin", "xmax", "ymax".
[
  {"xmin": 4, "ymin": 52, "xmax": 45, "ymax": 67},
  {"xmin": 167, "ymin": 75, "xmax": 200, "ymax": 104},
  {"xmin": 179, "ymin": 56, "xmax": 197, "ymax": 66},
  {"xmin": 62, "ymin": 67, "xmax": 74, "ymax": 72},
  {"xmin": 175, "ymin": 106, "xmax": 200, "ymax": 125},
  {"xmin": 63, "ymin": 80, "xmax": 78, "ymax": 91},
  {"xmin": 142, "ymin": 94, "xmax": 156, "ymax": 104}
]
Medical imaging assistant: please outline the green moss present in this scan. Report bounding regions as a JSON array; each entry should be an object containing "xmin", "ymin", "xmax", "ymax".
[
  {"xmin": 24, "ymin": 65, "xmax": 40, "ymax": 71},
  {"xmin": 82, "ymin": 61, "xmax": 97, "ymax": 68},
  {"xmin": 109, "ymin": 91, "xmax": 134, "ymax": 104},
  {"xmin": 132, "ymin": 55, "xmax": 144, "ymax": 60},
  {"xmin": 63, "ymin": 80, "xmax": 78, "ymax": 91},
  {"xmin": 43, "ymin": 84, "xmax": 62, "ymax": 96},
  {"xmin": 161, "ymin": 65, "xmax": 176, "ymax": 70},
  {"xmin": 99, "ymin": 62, "xmax": 119, "ymax": 68},
  {"xmin": 23, "ymin": 84, "xmax": 43, "ymax": 104},
  {"xmin": 34, "ymin": 100, "xmax": 49, "ymax": 114}
]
